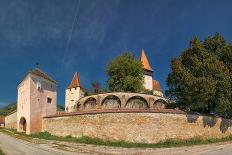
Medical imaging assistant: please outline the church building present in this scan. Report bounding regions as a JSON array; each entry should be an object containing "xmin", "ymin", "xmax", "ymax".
[
  {"xmin": 65, "ymin": 49, "xmax": 163, "ymax": 113},
  {"xmin": 140, "ymin": 49, "xmax": 163, "ymax": 96}
]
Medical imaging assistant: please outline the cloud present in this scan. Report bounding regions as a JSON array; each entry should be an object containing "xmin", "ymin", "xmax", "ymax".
[{"xmin": 60, "ymin": 0, "xmax": 121, "ymax": 69}]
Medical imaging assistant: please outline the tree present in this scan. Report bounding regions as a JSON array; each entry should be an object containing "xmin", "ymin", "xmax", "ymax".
[
  {"xmin": 166, "ymin": 33, "xmax": 232, "ymax": 118},
  {"xmin": 92, "ymin": 82, "xmax": 101, "ymax": 93},
  {"xmin": 105, "ymin": 52, "xmax": 144, "ymax": 92}
]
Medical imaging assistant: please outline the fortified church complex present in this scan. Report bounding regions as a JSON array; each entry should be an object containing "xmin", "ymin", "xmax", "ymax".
[
  {"xmin": 4, "ymin": 50, "xmax": 232, "ymax": 144},
  {"xmin": 65, "ymin": 49, "xmax": 164, "ymax": 113},
  {"xmin": 14, "ymin": 49, "xmax": 166, "ymax": 134}
]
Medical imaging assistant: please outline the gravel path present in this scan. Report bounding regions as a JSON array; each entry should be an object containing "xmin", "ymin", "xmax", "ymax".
[{"xmin": 1, "ymin": 132, "xmax": 232, "ymax": 155}]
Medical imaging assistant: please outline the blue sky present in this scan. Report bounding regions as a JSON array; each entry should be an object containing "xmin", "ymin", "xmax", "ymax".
[{"xmin": 0, "ymin": 0, "xmax": 232, "ymax": 107}]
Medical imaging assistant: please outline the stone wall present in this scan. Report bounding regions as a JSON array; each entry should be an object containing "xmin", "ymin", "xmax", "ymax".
[
  {"xmin": 5, "ymin": 111, "xmax": 17, "ymax": 129},
  {"xmin": 42, "ymin": 110, "xmax": 232, "ymax": 144}
]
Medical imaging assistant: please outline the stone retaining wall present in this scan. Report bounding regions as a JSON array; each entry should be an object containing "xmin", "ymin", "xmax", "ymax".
[
  {"xmin": 5, "ymin": 111, "xmax": 17, "ymax": 129},
  {"xmin": 42, "ymin": 110, "xmax": 232, "ymax": 144}
]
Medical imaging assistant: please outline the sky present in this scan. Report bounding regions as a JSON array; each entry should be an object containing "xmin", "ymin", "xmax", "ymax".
[{"xmin": 0, "ymin": 0, "xmax": 232, "ymax": 107}]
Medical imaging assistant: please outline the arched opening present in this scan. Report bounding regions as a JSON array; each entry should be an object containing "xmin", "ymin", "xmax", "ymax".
[
  {"xmin": 101, "ymin": 95, "xmax": 121, "ymax": 109},
  {"xmin": 153, "ymin": 99, "xmax": 167, "ymax": 109},
  {"xmin": 76, "ymin": 102, "xmax": 81, "ymax": 111},
  {"xmin": 84, "ymin": 97, "xmax": 97, "ymax": 110},
  {"xmin": 19, "ymin": 117, "xmax": 27, "ymax": 132},
  {"xmin": 125, "ymin": 96, "xmax": 149, "ymax": 109}
]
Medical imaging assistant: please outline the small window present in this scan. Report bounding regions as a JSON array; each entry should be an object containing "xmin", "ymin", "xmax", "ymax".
[{"xmin": 47, "ymin": 97, "xmax": 52, "ymax": 104}]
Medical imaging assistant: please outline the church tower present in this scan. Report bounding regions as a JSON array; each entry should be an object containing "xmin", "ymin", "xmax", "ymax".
[
  {"xmin": 140, "ymin": 49, "xmax": 163, "ymax": 96},
  {"xmin": 65, "ymin": 72, "xmax": 84, "ymax": 112},
  {"xmin": 17, "ymin": 68, "xmax": 57, "ymax": 134},
  {"xmin": 141, "ymin": 49, "xmax": 153, "ymax": 90}
]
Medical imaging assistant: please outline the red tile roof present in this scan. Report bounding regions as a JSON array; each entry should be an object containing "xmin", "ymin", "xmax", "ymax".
[
  {"xmin": 68, "ymin": 72, "xmax": 81, "ymax": 89},
  {"xmin": 153, "ymin": 80, "xmax": 161, "ymax": 91},
  {"xmin": 0, "ymin": 115, "xmax": 5, "ymax": 124},
  {"xmin": 141, "ymin": 49, "xmax": 153, "ymax": 72}
]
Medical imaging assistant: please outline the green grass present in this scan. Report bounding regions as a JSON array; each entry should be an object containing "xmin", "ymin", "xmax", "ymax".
[
  {"xmin": 1, "ymin": 128, "xmax": 232, "ymax": 148},
  {"xmin": 0, "ymin": 148, "xmax": 6, "ymax": 155}
]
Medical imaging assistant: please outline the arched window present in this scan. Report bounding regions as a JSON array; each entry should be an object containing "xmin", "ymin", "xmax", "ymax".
[
  {"xmin": 125, "ymin": 96, "xmax": 149, "ymax": 109},
  {"xmin": 153, "ymin": 99, "xmax": 167, "ymax": 109},
  {"xmin": 84, "ymin": 97, "xmax": 97, "ymax": 110},
  {"xmin": 101, "ymin": 95, "xmax": 121, "ymax": 109}
]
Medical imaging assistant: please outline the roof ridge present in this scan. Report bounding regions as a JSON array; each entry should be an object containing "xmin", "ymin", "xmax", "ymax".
[{"xmin": 30, "ymin": 68, "xmax": 57, "ymax": 84}]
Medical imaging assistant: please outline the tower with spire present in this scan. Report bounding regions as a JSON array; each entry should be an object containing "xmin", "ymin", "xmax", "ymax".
[
  {"xmin": 140, "ymin": 49, "xmax": 163, "ymax": 96},
  {"xmin": 65, "ymin": 72, "xmax": 84, "ymax": 112}
]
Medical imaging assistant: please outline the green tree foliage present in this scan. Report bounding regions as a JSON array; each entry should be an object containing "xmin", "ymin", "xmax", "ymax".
[
  {"xmin": 105, "ymin": 52, "xmax": 144, "ymax": 92},
  {"xmin": 0, "ymin": 103, "xmax": 17, "ymax": 116},
  {"xmin": 0, "ymin": 103, "xmax": 65, "ymax": 115},
  {"xmin": 166, "ymin": 33, "xmax": 232, "ymax": 118}
]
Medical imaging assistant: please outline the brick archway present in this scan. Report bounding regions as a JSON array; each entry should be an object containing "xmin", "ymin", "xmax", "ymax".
[
  {"xmin": 125, "ymin": 96, "xmax": 149, "ymax": 109},
  {"xmin": 101, "ymin": 95, "xmax": 121, "ymax": 109},
  {"xmin": 83, "ymin": 97, "xmax": 97, "ymax": 110},
  {"xmin": 19, "ymin": 117, "xmax": 27, "ymax": 132}
]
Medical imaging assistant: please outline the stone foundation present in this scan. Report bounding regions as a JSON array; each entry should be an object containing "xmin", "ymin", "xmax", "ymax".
[{"xmin": 42, "ymin": 110, "xmax": 232, "ymax": 144}]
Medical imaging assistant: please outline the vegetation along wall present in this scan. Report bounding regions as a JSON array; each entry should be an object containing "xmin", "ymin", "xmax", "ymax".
[{"xmin": 42, "ymin": 111, "xmax": 232, "ymax": 144}]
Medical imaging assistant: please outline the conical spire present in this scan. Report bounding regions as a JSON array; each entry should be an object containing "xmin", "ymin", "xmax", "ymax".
[
  {"xmin": 141, "ymin": 49, "xmax": 153, "ymax": 72},
  {"xmin": 67, "ymin": 72, "xmax": 81, "ymax": 89}
]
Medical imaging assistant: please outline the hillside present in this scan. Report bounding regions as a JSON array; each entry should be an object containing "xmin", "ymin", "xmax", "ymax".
[{"xmin": 0, "ymin": 103, "xmax": 65, "ymax": 116}]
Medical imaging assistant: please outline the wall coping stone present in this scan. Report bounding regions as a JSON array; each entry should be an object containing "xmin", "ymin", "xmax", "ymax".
[{"xmin": 43, "ymin": 109, "xmax": 186, "ymax": 118}]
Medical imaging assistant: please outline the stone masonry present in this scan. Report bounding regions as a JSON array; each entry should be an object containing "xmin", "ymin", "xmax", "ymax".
[{"xmin": 42, "ymin": 111, "xmax": 232, "ymax": 144}]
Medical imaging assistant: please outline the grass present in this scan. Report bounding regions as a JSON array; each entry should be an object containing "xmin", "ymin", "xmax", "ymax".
[
  {"xmin": 0, "ymin": 148, "xmax": 5, "ymax": 155},
  {"xmin": 1, "ymin": 128, "xmax": 232, "ymax": 148}
]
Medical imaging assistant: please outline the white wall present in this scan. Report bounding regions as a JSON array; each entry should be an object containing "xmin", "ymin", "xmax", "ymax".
[
  {"xmin": 144, "ymin": 74, "xmax": 153, "ymax": 90},
  {"xmin": 65, "ymin": 87, "xmax": 84, "ymax": 112}
]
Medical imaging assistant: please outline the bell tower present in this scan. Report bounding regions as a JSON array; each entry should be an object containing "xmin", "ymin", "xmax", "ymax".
[
  {"xmin": 65, "ymin": 72, "xmax": 84, "ymax": 112},
  {"xmin": 141, "ymin": 49, "xmax": 153, "ymax": 90}
]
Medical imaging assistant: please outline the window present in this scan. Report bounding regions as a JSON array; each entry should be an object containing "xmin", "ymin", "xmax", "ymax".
[{"xmin": 47, "ymin": 97, "xmax": 52, "ymax": 104}]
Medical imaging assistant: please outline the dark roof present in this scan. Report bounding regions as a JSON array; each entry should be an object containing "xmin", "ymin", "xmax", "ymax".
[
  {"xmin": 18, "ymin": 68, "xmax": 57, "ymax": 86},
  {"xmin": 29, "ymin": 68, "xmax": 57, "ymax": 84}
]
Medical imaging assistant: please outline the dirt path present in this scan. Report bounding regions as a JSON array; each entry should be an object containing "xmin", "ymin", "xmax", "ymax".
[
  {"xmin": 0, "ymin": 132, "xmax": 232, "ymax": 155},
  {"xmin": 0, "ymin": 133, "xmax": 79, "ymax": 155}
]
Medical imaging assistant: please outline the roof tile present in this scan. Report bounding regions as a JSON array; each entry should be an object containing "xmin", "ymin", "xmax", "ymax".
[
  {"xmin": 141, "ymin": 49, "xmax": 153, "ymax": 72},
  {"xmin": 68, "ymin": 72, "xmax": 81, "ymax": 89}
]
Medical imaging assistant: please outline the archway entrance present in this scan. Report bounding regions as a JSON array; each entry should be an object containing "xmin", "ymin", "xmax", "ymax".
[{"xmin": 19, "ymin": 117, "xmax": 26, "ymax": 132}]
